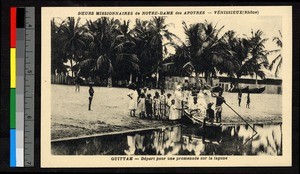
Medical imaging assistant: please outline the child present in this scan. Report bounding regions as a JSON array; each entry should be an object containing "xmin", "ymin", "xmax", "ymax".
[
  {"xmin": 165, "ymin": 93, "xmax": 172, "ymax": 120},
  {"xmin": 169, "ymin": 99, "xmax": 179, "ymax": 123},
  {"xmin": 88, "ymin": 84, "xmax": 94, "ymax": 111},
  {"xmin": 153, "ymin": 91, "xmax": 160, "ymax": 119},
  {"xmin": 204, "ymin": 103, "xmax": 214, "ymax": 125},
  {"xmin": 160, "ymin": 90, "xmax": 167, "ymax": 120},
  {"xmin": 138, "ymin": 93, "xmax": 146, "ymax": 118},
  {"xmin": 246, "ymin": 92, "xmax": 250, "ymax": 109},
  {"xmin": 145, "ymin": 94, "xmax": 153, "ymax": 119}
]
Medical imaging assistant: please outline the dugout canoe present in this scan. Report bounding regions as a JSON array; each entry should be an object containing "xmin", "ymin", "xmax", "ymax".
[
  {"xmin": 180, "ymin": 109, "xmax": 222, "ymax": 133},
  {"xmin": 248, "ymin": 86, "xmax": 266, "ymax": 93},
  {"xmin": 229, "ymin": 86, "xmax": 265, "ymax": 93},
  {"xmin": 229, "ymin": 86, "xmax": 249, "ymax": 93}
]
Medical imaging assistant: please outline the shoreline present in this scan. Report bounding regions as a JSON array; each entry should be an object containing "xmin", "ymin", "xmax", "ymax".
[
  {"xmin": 51, "ymin": 115, "xmax": 282, "ymax": 141},
  {"xmin": 51, "ymin": 85, "xmax": 282, "ymax": 140}
]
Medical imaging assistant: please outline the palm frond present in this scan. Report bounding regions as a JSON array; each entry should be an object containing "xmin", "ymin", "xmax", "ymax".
[
  {"xmin": 182, "ymin": 61, "xmax": 195, "ymax": 70},
  {"xmin": 269, "ymin": 54, "xmax": 282, "ymax": 71},
  {"xmin": 274, "ymin": 57, "xmax": 282, "ymax": 77}
]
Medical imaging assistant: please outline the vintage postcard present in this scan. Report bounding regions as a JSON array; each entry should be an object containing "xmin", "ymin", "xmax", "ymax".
[{"xmin": 41, "ymin": 6, "xmax": 292, "ymax": 167}]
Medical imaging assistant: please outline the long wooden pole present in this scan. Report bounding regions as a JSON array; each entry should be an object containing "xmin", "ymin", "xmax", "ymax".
[{"xmin": 197, "ymin": 79, "xmax": 258, "ymax": 135}]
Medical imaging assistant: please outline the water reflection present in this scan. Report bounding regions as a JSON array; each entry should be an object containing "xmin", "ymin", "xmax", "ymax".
[{"xmin": 52, "ymin": 123, "xmax": 282, "ymax": 156}]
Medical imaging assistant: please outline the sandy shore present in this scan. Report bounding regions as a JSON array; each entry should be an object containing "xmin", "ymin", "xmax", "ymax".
[{"xmin": 51, "ymin": 84, "xmax": 282, "ymax": 140}]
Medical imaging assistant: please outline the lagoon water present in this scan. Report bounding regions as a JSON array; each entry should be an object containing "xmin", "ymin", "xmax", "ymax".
[{"xmin": 52, "ymin": 123, "xmax": 282, "ymax": 156}]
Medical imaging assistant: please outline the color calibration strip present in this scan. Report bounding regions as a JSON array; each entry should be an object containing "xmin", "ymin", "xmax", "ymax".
[
  {"xmin": 10, "ymin": 6, "xmax": 17, "ymax": 167},
  {"xmin": 10, "ymin": 7, "xmax": 35, "ymax": 167}
]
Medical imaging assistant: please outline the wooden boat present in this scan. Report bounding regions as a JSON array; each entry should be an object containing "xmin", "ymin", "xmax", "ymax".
[
  {"xmin": 229, "ymin": 86, "xmax": 265, "ymax": 93},
  {"xmin": 248, "ymin": 86, "xmax": 266, "ymax": 93},
  {"xmin": 180, "ymin": 106, "xmax": 222, "ymax": 133},
  {"xmin": 181, "ymin": 110, "xmax": 222, "ymax": 138},
  {"xmin": 229, "ymin": 86, "xmax": 249, "ymax": 93},
  {"xmin": 181, "ymin": 109, "xmax": 204, "ymax": 125}
]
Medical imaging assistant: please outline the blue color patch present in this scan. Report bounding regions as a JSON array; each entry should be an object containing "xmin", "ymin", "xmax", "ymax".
[{"xmin": 10, "ymin": 129, "xmax": 16, "ymax": 167}]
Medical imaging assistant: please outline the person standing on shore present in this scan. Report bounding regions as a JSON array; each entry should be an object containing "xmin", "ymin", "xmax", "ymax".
[
  {"xmin": 173, "ymin": 85, "xmax": 183, "ymax": 120},
  {"xmin": 238, "ymin": 90, "xmax": 242, "ymax": 107},
  {"xmin": 160, "ymin": 90, "xmax": 167, "ymax": 120},
  {"xmin": 246, "ymin": 92, "xmax": 251, "ymax": 109},
  {"xmin": 214, "ymin": 91, "xmax": 225, "ymax": 123},
  {"xmin": 75, "ymin": 75, "xmax": 81, "ymax": 92},
  {"xmin": 127, "ymin": 84, "xmax": 138, "ymax": 117},
  {"xmin": 137, "ymin": 93, "xmax": 146, "ymax": 118},
  {"xmin": 169, "ymin": 99, "xmax": 180, "ymax": 123},
  {"xmin": 165, "ymin": 93, "xmax": 172, "ymax": 120},
  {"xmin": 88, "ymin": 84, "xmax": 94, "ymax": 111},
  {"xmin": 145, "ymin": 94, "xmax": 153, "ymax": 119},
  {"xmin": 153, "ymin": 91, "xmax": 161, "ymax": 119},
  {"xmin": 203, "ymin": 86, "xmax": 212, "ymax": 107}
]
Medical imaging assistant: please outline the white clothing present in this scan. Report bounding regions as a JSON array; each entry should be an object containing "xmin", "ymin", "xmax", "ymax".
[
  {"xmin": 173, "ymin": 90, "xmax": 183, "ymax": 119},
  {"xmin": 169, "ymin": 105, "xmax": 177, "ymax": 120},
  {"xmin": 128, "ymin": 90, "xmax": 138, "ymax": 110},
  {"xmin": 203, "ymin": 89, "xmax": 212, "ymax": 105}
]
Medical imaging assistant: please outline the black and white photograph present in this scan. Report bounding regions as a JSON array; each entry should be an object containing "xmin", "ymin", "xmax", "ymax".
[{"xmin": 41, "ymin": 6, "xmax": 292, "ymax": 167}]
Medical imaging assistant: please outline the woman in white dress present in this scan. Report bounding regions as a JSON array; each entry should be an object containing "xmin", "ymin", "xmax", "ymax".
[
  {"xmin": 127, "ymin": 88, "xmax": 138, "ymax": 117},
  {"xmin": 203, "ymin": 87, "xmax": 212, "ymax": 106},
  {"xmin": 173, "ymin": 85, "xmax": 183, "ymax": 120},
  {"xmin": 197, "ymin": 92, "xmax": 207, "ymax": 117},
  {"xmin": 169, "ymin": 99, "xmax": 177, "ymax": 121}
]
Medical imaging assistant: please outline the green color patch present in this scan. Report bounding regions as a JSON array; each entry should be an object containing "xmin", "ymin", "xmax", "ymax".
[{"xmin": 10, "ymin": 88, "xmax": 16, "ymax": 129}]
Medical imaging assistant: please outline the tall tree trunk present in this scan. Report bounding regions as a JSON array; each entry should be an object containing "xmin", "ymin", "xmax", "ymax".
[
  {"xmin": 107, "ymin": 76, "xmax": 112, "ymax": 87},
  {"xmin": 210, "ymin": 73, "xmax": 213, "ymax": 86},
  {"xmin": 236, "ymin": 76, "xmax": 240, "ymax": 88},
  {"xmin": 195, "ymin": 72, "xmax": 200, "ymax": 86},
  {"xmin": 156, "ymin": 69, "xmax": 159, "ymax": 88},
  {"xmin": 255, "ymin": 74, "xmax": 258, "ymax": 88},
  {"xmin": 205, "ymin": 72, "xmax": 213, "ymax": 86},
  {"xmin": 70, "ymin": 59, "xmax": 73, "ymax": 77},
  {"xmin": 129, "ymin": 74, "xmax": 132, "ymax": 84}
]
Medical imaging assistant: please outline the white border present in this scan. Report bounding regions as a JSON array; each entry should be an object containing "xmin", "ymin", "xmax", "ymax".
[{"xmin": 41, "ymin": 6, "xmax": 292, "ymax": 167}]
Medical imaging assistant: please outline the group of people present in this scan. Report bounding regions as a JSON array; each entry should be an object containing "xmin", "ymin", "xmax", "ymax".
[
  {"xmin": 127, "ymin": 80, "xmax": 226, "ymax": 124},
  {"xmin": 127, "ymin": 87, "xmax": 176, "ymax": 121}
]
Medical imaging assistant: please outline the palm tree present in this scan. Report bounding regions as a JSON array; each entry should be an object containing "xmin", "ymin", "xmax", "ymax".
[
  {"xmin": 114, "ymin": 20, "xmax": 140, "ymax": 82},
  {"xmin": 51, "ymin": 18, "xmax": 69, "ymax": 75},
  {"xmin": 179, "ymin": 21, "xmax": 226, "ymax": 85},
  {"xmin": 220, "ymin": 30, "xmax": 252, "ymax": 87},
  {"xmin": 132, "ymin": 17, "xmax": 178, "ymax": 87},
  {"xmin": 216, "ymin": 30, "xmax": 245, "ymax": 78},
  {"xmin": 79, "ymin": 17, "xmax": 139, "ymax": 84},
  {"xmin": 269, "ymin": 30, "xmax": 282, "ymax": 77},
  {"xmin": 242, "ymin": 30, "xmax": 269, "ymax": 86},
  {"xmin": 59, "ymin": 17, "xmax": 89, "ymax": 77},
  {"xmin": 78, "ymin": 55, "xmax": 114, "ymax": 80},
  {"xmin": 132, "ymin": 19, "xmax": 154, "ymax": 84},
  {"xmin": 148, "ymin": 17, "xmax": 177, "ymax": 62}
]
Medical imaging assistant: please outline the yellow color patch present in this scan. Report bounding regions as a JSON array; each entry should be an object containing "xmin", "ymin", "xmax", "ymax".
[{"xmin": 10, "ymin": 48, "xmax": 16, "ymax": 88}]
